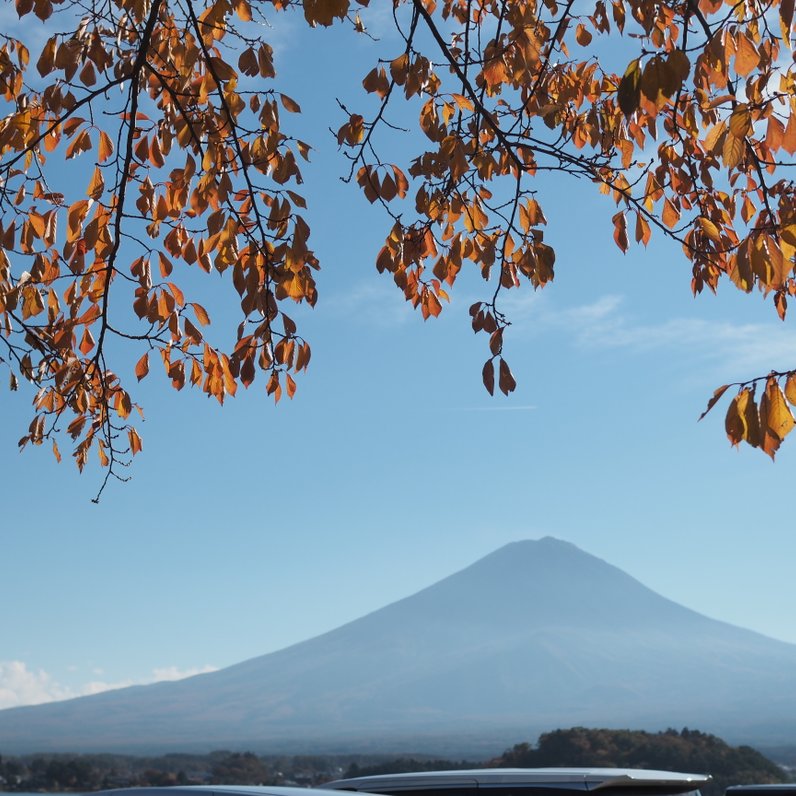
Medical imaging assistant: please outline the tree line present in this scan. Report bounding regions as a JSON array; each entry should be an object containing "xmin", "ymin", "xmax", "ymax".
[
  {"xmin": 0, "ymin": 728, "xmax": 790, "ymax": 794},
  {"xmin": 0, "ymin": 751, "xmax": 357, "ymax": 792}
]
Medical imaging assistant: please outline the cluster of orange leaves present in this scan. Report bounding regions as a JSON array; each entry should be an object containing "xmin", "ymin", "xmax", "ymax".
[
  {"xmin": 0, "ymin": 0, "xmax": 795, "ymax": 497},
  {"xmin": 334, "ymin": 0, "xmax": 796, "ymax": 453},
  {"xmin": 0, "ymin": 0, "xmax": 332, "ymax": 493},
  {"xmin": 701, "ymin": 373, "xmax": 796, "ymax": 456}
]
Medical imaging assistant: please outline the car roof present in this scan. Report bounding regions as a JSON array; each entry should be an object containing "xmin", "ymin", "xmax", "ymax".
[
  {"xmin": 95, "ymin": 787, "xmax": 369, "ymax": 796},
  {"xmin": 323, "ymin": 768, "xmax": 711, "ymax": 792},
  {"xmin": 726, "ymin": 789, "xmax": 796, "ymax": 794}
]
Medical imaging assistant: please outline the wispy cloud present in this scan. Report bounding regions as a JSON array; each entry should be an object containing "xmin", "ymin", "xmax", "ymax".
[
  {"xmin": 453, "ymin": 404, "xmax": 538, "ymax": 412},
  {"xmin": 502, "ymin": 291, "xmax": 796, "ymax": 376},
  {"xmin": 151, "ymin": 665, "xmax": 218, "ymax": 682},
  {"xmin": 0, "ymin": 661, "xmax": 218, "ymax": 709},
  {"xmin": 0, "ymin": 662, "xmax": 72, "ymax": 709},
  {"xmin": 328, "ymin": 275, "xmax": 795, "ymax": 380},
  {"xmin": 357, "ymin": 3, "xmax": 408, "ymax": 40},
  {"xmin": 324, "ymin": 280, "xmax": 417, "ymax": 328},
  {"xmin": 252, "ymin": 9, "xmax": 304, "ymax": 57}
]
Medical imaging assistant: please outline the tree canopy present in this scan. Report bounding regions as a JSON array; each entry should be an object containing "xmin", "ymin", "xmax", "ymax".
[
  {"xmin": 1, "ymin": 0, "xmax": 794, "ymax": 496},
  {"xmin": 493, "ymin": 727, "xmax": 789, "ymax": 796}
]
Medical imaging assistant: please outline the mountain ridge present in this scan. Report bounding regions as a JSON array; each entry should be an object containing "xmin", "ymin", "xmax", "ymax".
[{"xmin": 2, "ymin": 537, "xmax": 795, "ymax": 754}]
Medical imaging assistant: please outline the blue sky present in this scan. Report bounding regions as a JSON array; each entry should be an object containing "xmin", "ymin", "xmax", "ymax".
[{"xmin": 2, "ymin": 3, "xmax": 796, "ymax": 712}]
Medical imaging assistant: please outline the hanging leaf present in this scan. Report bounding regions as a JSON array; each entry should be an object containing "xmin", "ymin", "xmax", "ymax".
[
  {"xmin": 760, "ymin": 377, "xmax": 795, "ymax": 444},
  {"xmin": 498, "ymin": 358, "xmax": 517, "ymax": 395},
  {"xmin": 482, "ymin": 359, "xmax": 495, "ymax": 396},
  {"xmin": 612, "ymin": 211, "xmax": 629, "ymax": 253},
  {"xmin": 135, "ymin": 353, "xmax": 150, "ymax": 381},
  {"xmin": 699, "ymin": 384, "xmax": 730, "ymax": 421},
  {"xmin": 617, "ymin": 59, "xmax": 641, "ymax": 115}
]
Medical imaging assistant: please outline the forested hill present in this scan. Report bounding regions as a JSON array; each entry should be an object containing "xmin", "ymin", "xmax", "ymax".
[{"xmin": 491, "ymin": 728, "xmax": 789, "ymax": 796}]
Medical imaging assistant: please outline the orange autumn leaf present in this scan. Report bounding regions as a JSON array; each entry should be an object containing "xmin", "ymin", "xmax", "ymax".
[{"xmin": 3, "ymin": 0, "xmax": 796, "ymax": 500}]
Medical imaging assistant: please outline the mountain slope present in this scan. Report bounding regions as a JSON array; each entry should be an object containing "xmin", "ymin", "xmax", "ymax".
[{"xmin": 2, "ymin": 537, "xmax": 795, "ymax": 753}]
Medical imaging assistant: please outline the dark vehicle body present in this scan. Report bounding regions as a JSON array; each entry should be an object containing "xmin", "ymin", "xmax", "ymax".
[
  {"xmin": 95, "ymin": 787, "xmax": 375, "ymax": 796},
  {"xmin": 323, "ymin": 767, "xmax": 712, "ymax": 796}
]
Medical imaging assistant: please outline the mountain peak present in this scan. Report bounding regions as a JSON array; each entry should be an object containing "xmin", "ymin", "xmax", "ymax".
[
  {"xmin": 2, "ymin": 539, "xmax": 796, "ymax": 754},
  {"xmin": 485, "ymin": 536, "xmax": 593, "ymax": 562},
  {"xmin": 418, "ymin": 535, "xmax": 647, "ymax": 625}
]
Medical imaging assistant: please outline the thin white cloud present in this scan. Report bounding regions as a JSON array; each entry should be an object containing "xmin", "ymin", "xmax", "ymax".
[
  {"xmin": 251, "ymin": 10, "xmax": 303, "ymax": 57},
  {"xmin": 453, "ymin": 404, "xmax": 538, "ymax": 412},
  {"xmin": 504, "ymin": 292, "xmax": 796, "ymax": 377},
  {"xmin": 152, "ymin": 665, "xmax": 218, "ymax": 681},
  {"xmin": 0, "ymin": 661, "xmax": 218, "ymax": 709},
  {"xmin": 325, "ymin": 280, "xmax": 417, "ymax": 327},
  {"xmin": 357, "ymin": 3, "xmax": 407, "ymax": 39},
  {"xmin": 331, "ymin": 274, "xmax": 795, "ymax": 379},
  {"xmin": 77, "ymin": 677, "xmax": 139, "ymax": 698},
  {"xmin": 79, "ymin": 665, "xmax": 217, "ymax": 697},
  {"xmin": 0, "ymin": 661, "xmax": 73, "ymax": 708}
]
